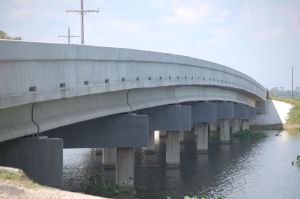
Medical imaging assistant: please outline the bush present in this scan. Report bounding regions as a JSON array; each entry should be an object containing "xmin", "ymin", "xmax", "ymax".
[
  {"xmin": 234, "ymin": 130, "xmax": 267, "ymax": 140},
  {"xmin": 81, "ymin": 171, "xmax": 128, "ymax": 197}
]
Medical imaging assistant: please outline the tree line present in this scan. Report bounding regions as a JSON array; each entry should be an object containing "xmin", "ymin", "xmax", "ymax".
[{"xmin": 0, "ymin": 30, "xmax": 22, "ymax": 40}]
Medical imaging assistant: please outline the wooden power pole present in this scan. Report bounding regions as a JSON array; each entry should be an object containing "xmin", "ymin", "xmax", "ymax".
[
  {"xmin": 66, "ymin": 0, "xmax": 99, "ymax": 44},
  {"xmin": 58, "ymin": 27, "xmax": 79, "ymax": 44}
]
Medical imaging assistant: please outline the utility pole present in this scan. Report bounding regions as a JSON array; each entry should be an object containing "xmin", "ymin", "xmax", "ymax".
[
  {"xmin": 58, "ymin": 27, "xmax": 79, "ymax": 44},
  {"xmin": 292, "ymin": 67, "xmax": 294, "ymax": 99},
  {"xmin": 66, "ymin": 0, "xmax": 99, "ymax": 44}
]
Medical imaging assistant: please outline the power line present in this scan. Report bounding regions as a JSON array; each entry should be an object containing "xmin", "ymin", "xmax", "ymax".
[
  {"xmin": 58, "ymin": 27, "xmax": 80, "ymax": 44},
  {"xmin": 66, "ymin": 0, "xmax": 99, "ymax": 44}
]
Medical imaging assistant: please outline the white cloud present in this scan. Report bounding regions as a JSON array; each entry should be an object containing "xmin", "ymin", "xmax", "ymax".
[{"xmin": 166, "ymin": 1, "xmax": 213, "ymax": 25}]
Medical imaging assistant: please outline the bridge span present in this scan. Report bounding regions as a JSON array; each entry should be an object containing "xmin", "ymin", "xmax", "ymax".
[{"xmin": 0, "ymin": 40, "xmax": 266, "ymax": 188}]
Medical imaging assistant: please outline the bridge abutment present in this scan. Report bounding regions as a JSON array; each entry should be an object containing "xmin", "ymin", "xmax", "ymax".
[{"xmin": 0, "ymin": 136, "xmax": 63, "ymax": 187}]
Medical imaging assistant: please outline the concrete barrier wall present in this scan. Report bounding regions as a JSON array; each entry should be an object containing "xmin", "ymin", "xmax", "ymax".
[{"xmin": 250, "ymin": 100, "xmax": 292, "ymax": 125}]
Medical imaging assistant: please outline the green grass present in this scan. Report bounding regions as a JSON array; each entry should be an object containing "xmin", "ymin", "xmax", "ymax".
[
  {"xmin": 0, "ymin": 167, "xmax": 40, "ymax": 188},
  {"xmin": 270, "ymin": 96, "xmax": 300, "ymax": 130}
]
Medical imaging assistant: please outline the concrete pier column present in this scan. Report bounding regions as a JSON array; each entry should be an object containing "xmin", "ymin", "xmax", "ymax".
[
  {"xmin": 102, "ymin": 148, "xmax": 116, "ymax": 169},
  {"xmin": 210, "ymin": 122, "xmax": 218, "ymax": 132},
  {"xmin": 179, "ymin": 131, "xmax": 184, "ymax": 143},
  {"xmin": 115, "ymin": 148, "xmax": 134, "ymax": 188},
  {"xmin": 166, "ymin": 131, "xmax": 180, "ymax": 168},
  {"xmin": 231, "ymin": 119, "xmax": 241, "ymax": 134},
  {"xmin": 145, "ymin": 131, "xmax": 156, "ymax": 153},
  {"xmin": 160, "ymin": 130, "xmax": 167, "ymax": 138},
  {"xmin": 94, "ymin": 148, "xmax": 103, "ymax": 155},
  {"xmin": 242, "ymin": 119, "xmax": 250, "ymax": 130},
  {"xmin": 219, "ymin": 119, "xmax": 231, "ymax": 144},
  {"xmin": 0, "ymin": 136, "xmax": 63, "ymax": 187},
  {"xmin": 195, "ymin": 123, "xmax": 209, "ymax": 153}
]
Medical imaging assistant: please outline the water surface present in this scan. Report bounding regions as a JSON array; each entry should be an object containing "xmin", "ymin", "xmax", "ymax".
[{"xmin": 63, "ymin": 131, "xmax": 300, "ymax": 199}]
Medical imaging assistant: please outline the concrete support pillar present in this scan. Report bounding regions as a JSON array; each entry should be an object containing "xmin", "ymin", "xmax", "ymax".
[
  {"xmin": 0, "ymin": 137, "xmax": 63, "ymax": 187},
  {"xmin": 166, "ymin": 131, "xmax": 180, "ymax": 168},
  {"xmin": 195, "ymin": 123, "xmax": 209, "ymax": 153},
  {"xmin": 179, "ymin": 131, "xmax": 184, "ymax": 143},
  {"xmin": 115, "ymin": 148, "xmax": 134, "ymax": 188},
  {"xmin": 145, "ymin": 131, "xmax": 156, "ymax": 153},
  {"xmin": 160, "ymin": 130, "xmax": 167, "ymax": 138},
  {"xmin": 210, "ymin": 122, "xmax": 218, "ymax": 132},
  {"xmin": 102, "ymin": 148, "xmax": 116, "ymax": 169},
  {"xmin": 242, "ymin": 119, "xmax": 250, "ymax": 130},
  {"xmin": 219, "ymin": 119, "xmax": 231, "ymax": 144},
  {"xmin": 231, "ymin": 119, "xmax": 241, "ymax": 134},
  {"xmin": 95, "ymin": 148, "xmax": 103, "ymax": 155}
]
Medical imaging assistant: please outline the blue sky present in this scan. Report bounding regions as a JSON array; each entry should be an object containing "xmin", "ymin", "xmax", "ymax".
[{"xmin": 1, "ymin": 0, "xmax": 300, "ymax": 89}]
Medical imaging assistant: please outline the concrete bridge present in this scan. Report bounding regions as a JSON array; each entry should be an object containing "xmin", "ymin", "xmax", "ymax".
[{"xmin": 0, "ymin": 40, "xmax": 266, "ymax": 188}]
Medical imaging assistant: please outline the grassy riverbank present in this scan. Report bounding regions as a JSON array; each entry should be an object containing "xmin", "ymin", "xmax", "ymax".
[
  {"xmin": 0, "ymin": 166, "xmax": 40, "ymax": 188},
  {"xmin": 270, "ymin": 96, "xmax": 300, "ymax": 131},
  {"xmin": 0, "ymin": 166, "xmax": 108, "ymax": 199}
]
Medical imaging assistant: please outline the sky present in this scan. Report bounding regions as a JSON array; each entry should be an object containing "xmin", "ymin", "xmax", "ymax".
[{"xmin": 1, "ymin": 0, "xmax": 300, "ymax": 89}]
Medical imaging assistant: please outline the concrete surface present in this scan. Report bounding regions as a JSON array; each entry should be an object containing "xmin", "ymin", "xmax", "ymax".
[
  {"xmin": 166, "ymin": 132, "xmax": 180, "ymax": 167},
  {"xmin": 219, "ymin": 119, "xmax": 231, "ymax": 144},
  {"xmin": 115, "ymin": 148, "xmax": 134, "ymax": 187},
  {"xmin": 0, "ymin": 137, "xmax": 63, "ymax": 187},
  {"xmin": 0, "ymin": 40, "xmax": 266, "ymax": 142},
  {"xmin": 195, "ymin": 123, "xmax": 209, "ymax": 153},
  {"xmin": 43, "ymin": 114, "xmax": 148, "ymax": 148},
  {"xmin": 250, "ymin": 100, "xmax": 292, "ymax": 125}
]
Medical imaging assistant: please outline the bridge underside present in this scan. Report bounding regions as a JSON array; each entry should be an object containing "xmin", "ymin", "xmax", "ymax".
[{"xmin": 0, "ymin": 85, "xmax": 257, "ymax": 143}]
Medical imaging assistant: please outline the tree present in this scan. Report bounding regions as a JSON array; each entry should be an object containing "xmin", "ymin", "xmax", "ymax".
[{"xmin": 0, "ymin": 30, "xmax": 22, "ymax": 40}]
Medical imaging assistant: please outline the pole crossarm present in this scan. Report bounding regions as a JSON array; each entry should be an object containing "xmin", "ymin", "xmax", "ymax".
[
  {"xmin": 65, "ymin": 0, "xmax": 99, "ymax": 44},
  {"xmin": 65, "ymin": 9, "xmax": 99, "ymax": 14},
  {"xmin": 58, "ymin": 27, "xmax": 80, "ymax": 44}
]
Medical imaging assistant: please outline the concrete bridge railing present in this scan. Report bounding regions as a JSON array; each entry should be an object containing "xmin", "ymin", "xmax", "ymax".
[{"xmin": 0, "ymin": 40, "xmax": 265, "ymax": 109}]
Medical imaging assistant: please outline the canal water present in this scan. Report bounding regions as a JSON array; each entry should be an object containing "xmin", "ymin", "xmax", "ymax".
[{"xmin": 62, "ymin": 131, "xmax": 300, "ymax": 199}]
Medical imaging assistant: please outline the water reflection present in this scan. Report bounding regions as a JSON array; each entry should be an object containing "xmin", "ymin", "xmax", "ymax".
[{"xmin": 63, "ymin": 131, "xmax": 300, "ymax": 199}]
